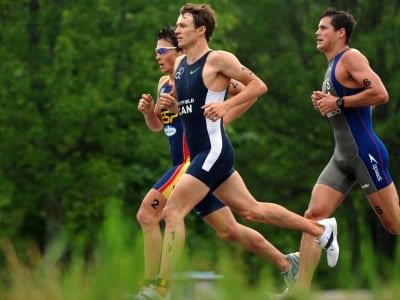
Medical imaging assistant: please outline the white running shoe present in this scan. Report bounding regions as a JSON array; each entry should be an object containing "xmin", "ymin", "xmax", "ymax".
[
  {"xmin": 124, "ymin": 285, "xmax": 170, "ymax": 300},
  {"xmin": 265, "ymin": 288, "xmax": 291, "ymax": 299},
  {"xmin": 317, "ymin": 217, "xmax": 339, "ymax": 267}
]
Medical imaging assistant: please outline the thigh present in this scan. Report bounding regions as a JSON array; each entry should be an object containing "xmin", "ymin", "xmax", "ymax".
[
  {"xmin": 186, "ymin": 148, "xmax": 234, "ymax": 191},
  {"xmin": 153, "ymin": 162, "xmax": 189, "ymax": 199},
  {"xmin": 212, "ymin": 171, "xmax": 258, "ymax": 212},
  {"xmin": 193, "ymin": 192, "xmax": 225, "ymax": 217},
  {"xmin": 165, "ymin": 173, "xmax": 211, "ymax": 219},
  {"xmin": 367, "ymin": 183, "xmax": 400, "ymax": 232},
  {"xmin": 306, "ymin": 184, "xmax": 345, "ymax": 219},
  {"xmin": 202, "ymin": 206, "xmax": 237, "ymax": 231},
  {"xmin": 355, "ymin": 134, "xmax": 392, "ymax": 192},
  {"xmin": 317, "ymin": 155, "xmax": 356, "ymax": 196},
  {"xmin": 352, "ymin": 154, "xmax": 392, "ymax": 195},
  {"xmin": 141, "ymin": 162, "xmax": 189, "ymax": 219}
]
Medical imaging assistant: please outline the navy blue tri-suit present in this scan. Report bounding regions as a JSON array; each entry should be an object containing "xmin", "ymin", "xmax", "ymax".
[
  {"xmin": 152, "ymin": 75, "xmax": 225, "ymax": 217},
  {"xmin": 174, "ymin": 51, "xmax": 235, "ymax": 191}
]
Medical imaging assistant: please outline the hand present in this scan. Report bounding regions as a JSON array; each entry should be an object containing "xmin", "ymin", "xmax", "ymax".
[
  {"xmin": 311, "ymin": 91, "xmax": 337, "ymax": 116},
  {"xmin": 138, "ymin": 93, "xmax": 154, "ymax": 114},
  {"xmin": 202, "ymin": 102, "xmax": 228, "ymax": 122},
  {"xmin": 159, "ymin": 92, "xmax": 179, "ymax": 113},
  {"xmin": 311, "ymin": 91, "xmax": 323, "ymax": 110}
]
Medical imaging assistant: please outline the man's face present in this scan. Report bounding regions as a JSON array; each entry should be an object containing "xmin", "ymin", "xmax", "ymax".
[
  {"xmin": 315, "ymin": 17, "xmax": 336, "ymax": 52},
  {"xmin": 175, "ymin": 13, "xmax": 199, "ymax": 48},
  {"xmin": 155, "ymin": 39, "xmax": 178, "ymax": 74}
]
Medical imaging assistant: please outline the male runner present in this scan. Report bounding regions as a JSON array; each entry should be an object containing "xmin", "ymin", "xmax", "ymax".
[
  {"xmin": 295, "ymin": 8, "xmax": 400, "ymax": 294},
  {"xmin": 131, "ymin": 26, "xmax": 299, "ymax": 299},
  {"xmin": 140, "ymin": 4, "xmax": 339, "ymax": 300}
]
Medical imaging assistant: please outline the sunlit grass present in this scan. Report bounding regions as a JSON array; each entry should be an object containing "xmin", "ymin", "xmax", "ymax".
[{"xmin": 0, "ymin": 199, "xmax": 399, "ymax": 299}]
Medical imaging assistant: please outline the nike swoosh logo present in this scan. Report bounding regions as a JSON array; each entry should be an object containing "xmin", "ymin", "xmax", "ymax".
[
  {"xmin": 323, "ymin": 232, "xmax": 334, "ymax": 250},
  {"xmin": 190, "ymin": 67, "xmax": 201, "ymax": 75}
]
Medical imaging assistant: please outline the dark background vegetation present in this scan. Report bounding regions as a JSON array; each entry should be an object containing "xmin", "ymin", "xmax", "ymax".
[{"xmin": 0, "ymin": 0, "xmax": 399, "ymax": 289}]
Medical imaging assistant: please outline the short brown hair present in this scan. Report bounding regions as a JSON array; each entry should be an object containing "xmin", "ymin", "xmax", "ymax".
[
  {"xmin": 180, "ymin": 3, "xmax": 216, "ymax": 42},
  {"xmin": 321, "ymin": 8, "xmax": 357, "ymax": 44}
]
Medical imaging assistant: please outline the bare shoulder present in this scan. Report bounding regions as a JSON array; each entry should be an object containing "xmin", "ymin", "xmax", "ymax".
[
  {"xmin": 156, "ymin": 75, "xmax": 169, "ymax": 95},
  {"xmin": 342, "ymin": 48, "xmax": 369, "ymax": 66},
  {"xmin": 207, "ymin": 50, "xmax": 241, "ymax": 72},
  {"xmin": 158, "ymin": 75, "xmax": 169, "ymax": 85},
  {"xmin": 208, "ymin": 50, "xmax": 239, "ymax": 63}
]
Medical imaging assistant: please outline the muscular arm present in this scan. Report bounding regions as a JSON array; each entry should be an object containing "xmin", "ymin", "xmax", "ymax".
[
  {"xmin": 339, "ymin": 49, "xmax": 388, "ymax": 107},
  {"xmin": 313, "ymin": 49, "xmax": 388, "ymax": 116},
  {"xmin": 203, "ymin": 51, "xmax": 267, "ymax": 121},
  {"xmin": 223, "ymin": 79, "xmax": 258, "ymax": 126}
]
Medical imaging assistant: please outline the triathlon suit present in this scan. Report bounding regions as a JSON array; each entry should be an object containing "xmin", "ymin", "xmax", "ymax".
[
  {"xmin": 174, "ymin": 51, "xmax": 235, "ymax": 191},
  {"xmin": 317, "ymin": 49, "xmax": 393, "ymax": 195},
  {"xmin": 152, "ymin": 75, "xmax": 225, "ymax": 216}
]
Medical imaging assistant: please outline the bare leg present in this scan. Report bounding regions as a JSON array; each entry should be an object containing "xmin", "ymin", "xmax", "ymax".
[
  {"xmin": 367, "ymin": 183, "xmax": 400, "ymax": 234},
  {"xmin": 213, "ymin": 172, "xmax": 326, "ymax": 238},
  {"xmin": 296, "ymin": 233, "xmax": 322, "ymax": 292},
  {"xmin": 158, "ymin": 174, "xmax": 210, "ymax": 292},
  {"xmin": 136, "ymin": 189, "xmax": 166, "ymax": 281},
  {"xmin": 296, "ymin": 184, "xmax": 343, "ymax": 293},
  {"xmin": 203, "ymin": 206, "xmax": 290, "ymax": 271}
]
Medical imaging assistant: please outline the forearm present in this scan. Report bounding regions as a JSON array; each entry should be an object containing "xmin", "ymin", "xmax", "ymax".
[
  {"xmin": 223, "ymin": 98, "xmax": 257, "ymax": 125},
  {"xmin": 143, "ymin": 112, "xmax": 163, "ymax": 132},
  {"xmin": 342, "ymin": 87, "xmax": 388, "ymax": 108},
  {"xmin": 224, "ymin": 79, "xmax": 266, "ymax": 113}
]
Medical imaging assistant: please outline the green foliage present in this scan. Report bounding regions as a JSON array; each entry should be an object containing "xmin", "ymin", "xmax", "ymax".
[{"xmin": 0, "ymin": 202, "xmax": 399, "ymax": 299}]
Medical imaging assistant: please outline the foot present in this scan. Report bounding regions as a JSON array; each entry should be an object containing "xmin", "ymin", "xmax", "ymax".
[
  {"xmin": 317, "ymin": 217, "xmax": 339, "ymax": 267},
  {"xmin": 265, "ymin": 288, "xmax": 292, "ymax": 299},
  {"xmin": 282, "ymin": 252, "xmax": 299, "ymax": 288},
  {"xmin": 124, "ymin": 285, "xmax": 170, "ymax": 300}
]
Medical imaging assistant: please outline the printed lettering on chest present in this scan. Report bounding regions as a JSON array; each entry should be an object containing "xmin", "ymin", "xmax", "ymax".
[{"xmin": 178, "ymin": 98, "xmax": 194, "ymax": 116}]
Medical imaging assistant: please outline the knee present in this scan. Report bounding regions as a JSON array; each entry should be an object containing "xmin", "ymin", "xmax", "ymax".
[
  {"xmin": 162, "ymin": 205, "xmax": 183, "ymax": 226},
  {"xmin": 304, "ymin": 208, "xmax": 323, "ymax": 220},
  {"xmin": 136, "ymin": 207, "xmax": 159, "ymax": 228},
  {"xmin": 215, "ymin": 225, "xmax": 239, "ymax": 242},
  {"xmin": 239, "ymin": 210, "xmax": 257, "ymax": 223},
  {"xmin": 237, "ymin": 204, "xmax": 262, "ymax": 223}
]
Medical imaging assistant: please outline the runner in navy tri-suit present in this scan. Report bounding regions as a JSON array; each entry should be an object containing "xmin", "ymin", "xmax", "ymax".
[
  {"xmin": 144, "ymin": 4, "xmax": 340, "ymax": 299},
  {"xmin": 133, "ymin": 26, "xmax": 303, "ymax": 299},
  {"xmin": 175, "ymin": 51, "xmax": 235, "ymax": 190}
]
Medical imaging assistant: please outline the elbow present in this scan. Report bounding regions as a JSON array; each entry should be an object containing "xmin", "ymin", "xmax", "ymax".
[
  {"xmin": 379, "ymin": 91, "xmax": 389, "ymax": 104},
  {"xmin": 257, "ymin": 80, "xmax": 268, "ymax": 97},
  {"xmin": 149, "ymin": 127, "xmax": 162, "ymax": 133},
  {"xmin": 261, "ymin": 81, "xmax": 268, "ymax": 94},
  {"xmin": 148, "ymin": 124, "xmax": 163, "ymax": 132}
]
